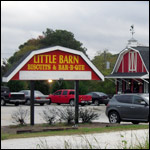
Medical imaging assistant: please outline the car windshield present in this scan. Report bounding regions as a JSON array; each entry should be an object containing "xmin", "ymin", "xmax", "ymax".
[
  {"xmin": 94, "ymin": 92, "xmax": 107, "ymax": 97},
  {"xmin": 86, "ymin": 93, "xmax": 93, "ymax": 96},
  {"xmin": 141, "ymin": 94, "xmax": 149, "ymax": 104},
  {"xmin": 20, "ymin": 90, "xmax": 44, "ymax": 96},
  {"xmin": 35, "ymin": 91, "xmax": 44, "ymax": 96}
]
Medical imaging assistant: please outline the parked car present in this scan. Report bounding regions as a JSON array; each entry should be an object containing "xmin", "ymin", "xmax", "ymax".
[
  {"xmin": 49, "ymin": 89, "xmax": 92, "ymax": 106},
  {"xmin": 19, "ymin": 90, "xmax": 50, "ymax": 106},
  {"xmin": 1, "ymin": 86, "xmax": 25, "ymax": 106},
  {"xmin": 106, "ymin": 94, "xmax": 149, "ymax": 124},
  {"xmin": 86, "ymin": 92, "xmax": 110, "ymax": 106}
]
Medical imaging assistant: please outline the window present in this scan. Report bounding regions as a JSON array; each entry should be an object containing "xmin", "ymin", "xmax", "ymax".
[
  {"xmin": 144, "ymin": 82, "xmax": 149, "ymax": 93},
  {"xmin": 23, "ymin": 91, "xmax": 29, "ymax": 95},
  {"xmin": 117, "ymin": 79, "xmax": 122, "ymax": 93},
  {"xmin": 133, "ymin": 96, "xmax": 145, "ymax": 105},
  {"xmin": 115, "ymin": 95, "xmax": 133, "ymax": 104},
  {"xmin": 54, "ymin": 91, "xmax": 62, "ymax": 95},
  {"xmin": 69, "ymin": 91, "xmax": 74, "ymax": 95},
  {"xmin": 1, "ymin": 87, "xmax": 9, "ymax": 93},
  {"xmin": 62, "ymin": 91, "xmax": 68, "ymax": 95}
]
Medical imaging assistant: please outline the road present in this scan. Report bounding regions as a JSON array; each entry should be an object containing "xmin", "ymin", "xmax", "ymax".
[{"xmin": 1, "ymin": 104, "xmax": 109, "ymax": 126}]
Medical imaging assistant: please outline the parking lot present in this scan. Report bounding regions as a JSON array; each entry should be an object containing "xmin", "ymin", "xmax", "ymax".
[{"xmin": 1, "ymin": 104, "xmax": 109, "ymax": 126}]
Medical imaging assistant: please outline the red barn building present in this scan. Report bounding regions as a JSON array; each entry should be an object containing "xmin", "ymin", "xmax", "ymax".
[{"xmin": 106, "ymin": 38, "xmax": 149, "ymax": 94}]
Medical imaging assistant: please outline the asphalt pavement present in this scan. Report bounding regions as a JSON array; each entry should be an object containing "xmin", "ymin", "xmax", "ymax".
[{"xmin": 1, "ymin": 104, "xmax": 109, "ymax": 126}]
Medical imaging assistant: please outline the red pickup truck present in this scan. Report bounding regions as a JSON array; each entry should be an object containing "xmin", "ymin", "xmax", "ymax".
[{"xmin": 49, "ymin": 89, "xmax": 92, "ymax": 106}]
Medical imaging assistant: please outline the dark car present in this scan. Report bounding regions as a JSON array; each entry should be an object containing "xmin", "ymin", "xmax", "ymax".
[
  {"xmin": 106, "ymin": 94, "xmax": 149, "ymax": 124},
  {"xmin": 20, "ymin": 90, "xmax": 50, "ymax": 106},
  {"xmin": 1, "ymin": 86, "xmax": 25, "ymax": 106},
  {"xmin": 86, "ymin": 92, "xmax": 110, "ymax": 106}
]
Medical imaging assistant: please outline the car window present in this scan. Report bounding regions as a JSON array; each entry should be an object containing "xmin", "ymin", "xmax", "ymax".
[
  {"xmin": 1, "ymin": 88, "xmax": 9, "ymax": 93},
  {"xmin": 54, "ymin": 91, "xmax": 62, "ymax": 95},
  {"xmin": 133, "ymin": 96, "xmax": 145, "ymax": 105},
  {"xmin": 115, "ymin": 95, "xmax": 133, "ymax": 104},
  {"xmin": 95, "ymin": 92, "xmax": 102, "ymax": 96},
  {"xmin": 35, "ymin": 91, "xmax": 44, "ymax": 96},
  {"xmin": 62, "ymin": 91, "xmax": 68, "ymax": 95},
  {"xmin": 69, "ymin": 91, "xmax": 74, "ymax": 95},
  {"xmin": 93, "ymin": 93, "xmax": 99, "ymax": 97},
  {"xmin": 86, "ymin": 93, "xmax": 93, "ymax": 96},
  {"xmin": 23, "ymin": 91, "xmax": 28, "ymax": 95}
]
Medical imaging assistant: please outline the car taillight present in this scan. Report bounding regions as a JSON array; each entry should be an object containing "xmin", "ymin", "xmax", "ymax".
[
  {"xmin": 46, "ymin": 97, "xmax": 49, "ymax": 99},
  {"xmin": 36, "ymin": 97, "xmax": 41, "ymax": 99},
  {"xmin": 106, "ymin": 103, "xmax": 110, "ymax": 107},
  {"xmin": 9, "ymin": 93, "xmax": 11, "ymax": 98}
]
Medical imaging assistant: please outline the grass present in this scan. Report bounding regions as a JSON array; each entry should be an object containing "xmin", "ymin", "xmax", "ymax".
[
  {"xmin": 36, "ymin": 133, "xmax": 149, "ymax": 149},
  {"xmin": 1, "ymin": 124, "xmax": 149, "ymax": 140}
]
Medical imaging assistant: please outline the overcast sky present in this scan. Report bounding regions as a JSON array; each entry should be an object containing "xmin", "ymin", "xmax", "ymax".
[{"xmin": 1, "ymin": 1, "xmax": 149, "ymax": 61}]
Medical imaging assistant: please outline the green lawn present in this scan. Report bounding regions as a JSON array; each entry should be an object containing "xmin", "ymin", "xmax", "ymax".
[{"xmin": 1, "ymin": 124, "xmax": 149, "ymax": 140}]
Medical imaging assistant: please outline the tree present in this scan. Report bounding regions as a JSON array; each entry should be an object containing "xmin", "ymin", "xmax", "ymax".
[{"xmin": 41, "ymin": 29, "xmax": 87, "ymax": 55}]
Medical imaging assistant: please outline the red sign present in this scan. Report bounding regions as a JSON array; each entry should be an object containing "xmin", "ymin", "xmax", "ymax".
[
  {"xmin": 23, "ymin": 51, "xmax": 87, "ymax": 71},
  {"xmin": 3, "ymin": 46, "xmax": 104, "ymax": 81}
]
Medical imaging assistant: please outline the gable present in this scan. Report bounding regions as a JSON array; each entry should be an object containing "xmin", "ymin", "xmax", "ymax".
[
  {"xmin": 117, "ymin": 50, "xmax": 147, "ymax": 73},
  {"xmin": 112, "ymin": 46, "xmax": 149, "ymax": 74}
]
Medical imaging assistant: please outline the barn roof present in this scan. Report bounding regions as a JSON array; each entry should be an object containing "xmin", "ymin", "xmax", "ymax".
[
  {"xmin": 131, "ymin": 46, "xmax": 149, "ymax": 70},
  {"xmin": 106, "ymin": 46, "xmax": 149, "ymax": 80}
]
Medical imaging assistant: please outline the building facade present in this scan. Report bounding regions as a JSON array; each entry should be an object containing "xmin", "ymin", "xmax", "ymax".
[{"xmin": 106, "ymin": 38, "xmax": 149, "ymax": 94}]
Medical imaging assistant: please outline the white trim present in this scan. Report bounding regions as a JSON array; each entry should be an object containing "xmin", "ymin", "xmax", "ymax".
[
  {"xmin": 141, "ymin": 74, "xmax": 149, "ymax": 79},
  {"xmin": 122, "ymin": 58, "xmax": 124, "ymax": 73},
  {"xmin": 128, "ymin": 51, "xmax": 137, "ymax": 72},
  {"xmin": 142, "ymin": 78, "xmax": 149, "ymax": 84},
  {"xmin": 3, "ymin": 46, "xmax": 104, "ymax": 82},
  {"xmin": 19, "ymin": 71, "xmax": 92, "ymax": 80},
  {"xmin": 112, "ymin": 48, "xmax": 128, "ymax": 73},
  {"xmin": 105, "ymin": 76, "xmax": 145, "ymax": 79}
]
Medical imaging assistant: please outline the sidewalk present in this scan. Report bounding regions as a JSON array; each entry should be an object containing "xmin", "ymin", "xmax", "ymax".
[{"xmin": 1, "ymin": 129, "xmax": 149, "ymax": 149}]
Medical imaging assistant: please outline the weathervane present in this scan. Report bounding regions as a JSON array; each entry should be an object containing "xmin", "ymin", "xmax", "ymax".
[{"xmin": 130, "ymin": 25, "xmax": 135, "ymax": 38}]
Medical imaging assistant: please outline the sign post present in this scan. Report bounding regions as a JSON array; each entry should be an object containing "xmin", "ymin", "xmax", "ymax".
[
  {"xmin": 74, "ymin": 80, "xmax": 79, "ymax": 125},
  {"xmin": 30, "ymin": 81, "xmax": 35, "ymax": 125}
]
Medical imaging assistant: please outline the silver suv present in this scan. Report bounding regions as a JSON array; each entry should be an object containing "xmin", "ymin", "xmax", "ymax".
[{"xmin": 106, "ymin": 94, "xmax": 149, "ymax": 124}]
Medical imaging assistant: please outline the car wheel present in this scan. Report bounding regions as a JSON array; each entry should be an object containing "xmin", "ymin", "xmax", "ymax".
[
  {"xmin": 15, "ymin": 103, "xmax": 19, "ymax": 106},
  {"xmin": 26, "ymin": 99, "xmax": 30, "ymax": 105},
  {"xmin": 94, "ymin": 100, "xmax": 99, "ymax": 106},
  {"xmin": 40, "ymin": 103, "xmax": 44, "ymax": 106},
  {"xmin": 132, "ymin": 121, "xmax": 139, "ymax": 124},
  {"xmin": 109, "ymin": 111, "xmax": 120, "ymax": 124},
  {"xmin": 70, "ymin": 99, "xmax": 74, "ymax": 106},
  {"xmin": 1, "ymin": 99, "xmax": 6, "ymax": 106},
  {"xmin": 49, "ymin": 99, "xmax": 51, "ymax": 105},
  {"xmin": 80, "ymin": 103, "xmax": 85, "ymax": 106}
]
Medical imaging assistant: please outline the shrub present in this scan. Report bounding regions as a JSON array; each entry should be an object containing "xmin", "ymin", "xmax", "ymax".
[
  {"xmin": 79, "ymin": 108, "xmax": 100, "ymax": 123},
  {"xmin": 11, "ymin": 106, "xmax": 29, "ymax": 125},
  {"xmin": 56, "ymin": 107, "xmax": 75, "ymax": 124},
  {"xmin": 41, "ymin": 106, "xmax": 58, "ymax": 125}
]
